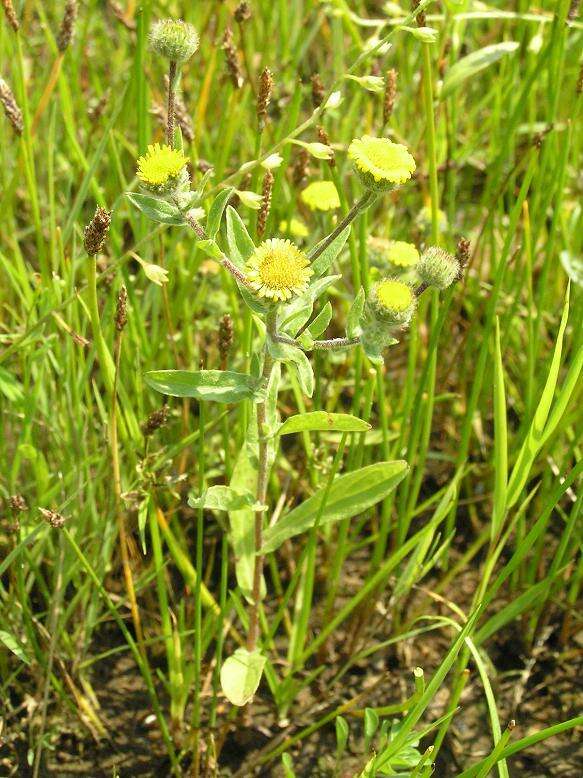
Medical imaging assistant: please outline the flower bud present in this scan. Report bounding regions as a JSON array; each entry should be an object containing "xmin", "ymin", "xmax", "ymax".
[
  {"xmin": 417, "ymin": 246, "xmax": 460, "ymax": 290},
  {"xmin": 149, "ymin": 19, "xmax": 199, "ymax": 63},
  {"xmin": 368, "ymin": 278, "xmax": 417, "ymax": 327}
]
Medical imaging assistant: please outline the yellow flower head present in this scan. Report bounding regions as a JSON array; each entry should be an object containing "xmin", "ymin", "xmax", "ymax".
[
  {"xmin": 301, "ymin": 181, "xmax": 341, "ymax": 212},
  {"xmin": 137, "ymin": 143, "xmax": 188, "ymax": 190},
  {"xmin": 387, "ymin": 240, "xmax": 419, "ymax": 268},
  {"xmin": 367, "ymin": 238, "xmax": 419, "ymax": 270},
  {"xmin": 279, "ymin": 218, "xmax": 309, "ymax": 238},
  {"xmin": 372, "ymin": 278, "xmax": 416, "ymax": 326},
  {"xmin": 348, "ymin": 136, "xmax": 415, "ymax": 191},
  {"xmin": 246, "ymin": 238, "xmax": 313, "ymax": 302}
]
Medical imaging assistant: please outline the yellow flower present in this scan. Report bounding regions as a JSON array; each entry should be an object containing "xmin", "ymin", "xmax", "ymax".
[
  {"xmin": 348, "ymin": 135, "xmax": 415, "ymax": 190},
  {"xmin": 387, "ymin": 240, "xmax": 419, "ymax": 268},
  {"xmin": 137, "ymin": 143, "xmax": 188, "ymax": 189},
  {"xmin": 367, "ymin": 238, "xmax": 419, "ymax": 270},
  {"xmin": 372, "ymin": 278, "xmax": 416, "ymax": 326},
  {"xmin": 279, "ymin": 218, "xmax": 309, "ymax": 238},
  {"xmin": 301, "ymin": 181, "xmax": 341, "ymax": 212},
  {"xmin": 246, "ymin": 238, "xmax": 313, "ymax": 302}
]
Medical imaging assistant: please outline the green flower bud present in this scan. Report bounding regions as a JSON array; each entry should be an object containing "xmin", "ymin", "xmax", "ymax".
[
  {"xmin": 149, "ymin": 19, "xmax": 199, "ymax": 63},
  {"xmin": 417, "ymin": 246, "xmax": 460, "ymax": 290}
]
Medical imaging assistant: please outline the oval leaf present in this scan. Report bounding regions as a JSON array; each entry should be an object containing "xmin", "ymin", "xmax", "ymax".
[
  {"xmin": 126, "ymin": 192, "xmax": 185, "ymax": 225},
  {"xmin": 261, "ymin": 460, "xmax": 408, "ymax": 553},
  {"xmin": 145, "ymin": 370, "xmax": 259, "ymax": 402},
  {"xmin": 188, "ymin": 485, "xmax": 256, "ymax": 512},
  {"xmin": 278, "ymin": 412, "xmax": 371, "ymax": 436},
  {"xmin": 220, "ymin": 647, "xmax": 266, "ymax": 706},
  {"xmin": 310, "ymin": 226, "xmax": 351, "ymax": 277},
  {"xmin": 226, "ymin": 205, "xmax": 255, "ymax": 269}
]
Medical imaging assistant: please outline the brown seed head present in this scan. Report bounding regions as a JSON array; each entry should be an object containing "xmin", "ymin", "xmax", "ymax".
[
  {"xmin": 223, "ymin": 27, "xmax": 243, "ymax": 89},
  {"xmin": 292, "ymin": 147, "xmax": 309, "ymax": 187},
  {"xmin": 310, "ymin": 73, "xmax": 325, "ymax": 108},
  {"xmin": 142, "ymin": 406, "xmax": 170, "ymax": 437},
  {"xmin": 218, "ymin": 314, "xmax": 234, "ymax": 365},
  {"xmin": 257, "ymin": 170, "xmax": 274, "ymax": 238},
  {"xmin": 257, "ymin": 67, "xmax": 273, "ymax": 125},
  {"xmin": 115, "ymin": 285, "xmax": 128, "ymax": 331},
  {"xmin": 456, "ymin": 237, "xmax": 471, "ymax": 270},
  {"xmin": 57, "ymin": 0, "xmax": 78, "ymax": 52},
  {"xmin": 84, "ymin": 207, "xmax": 112, "ymax": 256},
  {"xmin": 1, "ymin": 0, "xmax": 19, "ymax": 32},
  {"xmin": 39, "ymin": 508, "xmax": 66, "ymax": 529},
  {"xmin": 317, "ymin": 126, "xmax": 335, "ymax": 167},
  {"xmin": 9, "ymin": 494, "xmax": 28, "ymax": 513},
  {"xmin": 383, "ymin": 68, "xmax": 397, "ymax": 124},
  {"xmin": 0, "ymin": 78, "xmax": 23, "ymax": 135},
  {"xmin": 234, "ymin": 1, "xmax": 251, "ymax": 23},
  {"xmin": 412, "ymin": 0, "xmax": 426, "ymax": 27}
]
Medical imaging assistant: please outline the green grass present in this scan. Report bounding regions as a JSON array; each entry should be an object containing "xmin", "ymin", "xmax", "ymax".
[{"xmin": 1, "ymin": 1, "xmax": 582, "ymax": 776}]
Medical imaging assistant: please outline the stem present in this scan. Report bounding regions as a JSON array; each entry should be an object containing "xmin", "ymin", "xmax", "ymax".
[
  {"xmin": 110, "ymin": 326, "xmax": 145, "ymax": 651},
  {"xmin": 166, "ymin": 60, "xmax": 177, "ymax": 147},
  {"xmin": 308, "ymin": 191, "xmax": 375, "ymax": 265},
  {"xmin": 247, "ymin": 313, "xmax": 276, "ymax": 653}
]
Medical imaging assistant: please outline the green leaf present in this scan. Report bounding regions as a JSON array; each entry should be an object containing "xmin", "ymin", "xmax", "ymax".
[
  {"xmin": 207, "ymin": 188, "xmax": 234, "ymax": 239},
  {"xmin": 506, "ymin": 286, "xmax": 573, "ymax": 508},
  {"xmin": 491, "ymin": 318, "xmax": 508, "ymax": 543},
  {"xmin": 278, "ymin": 411, "xmax": 371, "ymax": 436},
  {"xmin": 0, "ymin": 630, "xmax": 31, "ymax": 664},
  {"xmin": 126, "ymin": 193, "xmax": 185, "ymax": 225},
  {"xmin": 560, "ymin": 250, "xmax": 583, "ymax": 287},
  {"xmin": 138, "ymin": 495, "xmax": 150, "ymax": 555},
  {"xmin": 228, "ymin": 415, "xmax": 265, "ymax": 602},
  {"xmin": 220, "ymin": 647, "xmax": 266, "ymax": 706},
  {"xmin": 188, "ymin": 485, "xmax": 257, "ymax": 512},
  {"xmin": 261, "ymin": 460, "xmax": 408, "ymax": 552},
  {"xmin": 440, "ymin": 42, "xmax": 519, "ymax": 100},
  {"xmin": 268, "ymin": 339, "xmax": 314, "ymax": 397},
  {"xmin": 195, "ymin": 238, "xmax": 223, "ymax": 259},
  {"xmin": 310, "ymin": 226, "xmax": 351, "ymax": 277},
  {"xmin": 347, "ymin": 287, "xmax": 365, "ymax": 338},
  {"xmin": 307, "ymin": 301, "xmax": 333, "ymax": 337},
  {"xmin": 145, "ymin": 370, "xmax": 259, "ymax": 403},
  {"xmin": 0, "ymin": 367, "xmax": 24, "ymax": 402},
  {"xmin": 280, "ymin": 275, "xmax": 341, "ymax": 336},
  {"xmin": 226, "ymin": 205, "xmax": 255, "ymax": 269}
]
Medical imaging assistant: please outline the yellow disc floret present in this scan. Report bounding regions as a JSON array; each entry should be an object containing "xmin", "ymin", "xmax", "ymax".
[
  {"xmin": 137, "ymin": 143, "xmax": 188, "ymax": 188},
  {"xmin": 348, "ymin": 136, "xmax": 415, "ymax": 190},
  {"xmin": 246, "ymin": 238, "xmax": 313, "ymax": 302},
  {"xmin": 371, "ymin": 278, "xmax": 416, "ymax": 326},
  {"xmin": 387, "ymin": 240, "xmax": 419, "ymax": 268},
  {"xmin": 301, "ymin": 181, "xmax": 341, "ymax": 212}
]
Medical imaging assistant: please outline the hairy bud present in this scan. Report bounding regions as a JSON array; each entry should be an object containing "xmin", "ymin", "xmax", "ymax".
[{"xmin": 149, "ymin": 19, "xmax": 199, "ymax": 62}]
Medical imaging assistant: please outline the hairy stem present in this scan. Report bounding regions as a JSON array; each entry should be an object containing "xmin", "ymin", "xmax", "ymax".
[
  {"xmin": 247, "ymin": 313, "xmax": 276, "ymax": 653},
  {"xmin": 308, "ymin": 191, "xmax": 375, "ymax": 265},
  {"xmin": 166, "ymin": 60, "xmax": 177, "ymax": 147}
]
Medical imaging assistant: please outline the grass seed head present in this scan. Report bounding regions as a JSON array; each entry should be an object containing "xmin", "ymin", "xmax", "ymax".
[
  {"xmin": 115, "ymin": 285, "xmax": 128, "ymax": 332},
  {"xmin": 383, "ymin": 68, "xmax": 397, "ymax": 123},
  {"xmin": 39, "ymin": 508, "xmax": 66, "ymax": 529},
  {"xmin": 142, "ymin": 406, "xmax": 170, "ymax": 437},
  {"xmin": 257, "ymin": 170, "xmax": 274, "ymax": 238},
  {"xmin": 0, "ymin": 77, "xmax": 23, "ymax": 135},
  {"xmin": 57, "ymin": 0, "xmax": 78, "ymax": 52},
  {"xmin": 223, "ymin": 27, "xmax": 243, "ymax": 89},
  {"xmin": 1, "ymin": 0, "xmax": 19, "ymax": 32},
  {"xmin": 84, "ymin": 207, "xmax": 112, "ymax": 256},
  {"xmin": 311, "ymin": 73, "xmax": 325, "ymax": 107}
]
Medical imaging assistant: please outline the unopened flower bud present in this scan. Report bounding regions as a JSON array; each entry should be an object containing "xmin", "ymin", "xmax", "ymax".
[
  {"xmin": 149, "ymin": 19, "xmax": 199, "ymax": 63},
  {"xmin": 417, "ymin": 246, "xmax": 460, "ymax": 290}
]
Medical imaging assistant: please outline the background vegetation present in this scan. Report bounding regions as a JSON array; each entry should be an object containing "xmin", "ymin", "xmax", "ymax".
[{"xmin": 0, "ymin": 0, "xmax": 581, "ymax": 776}]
